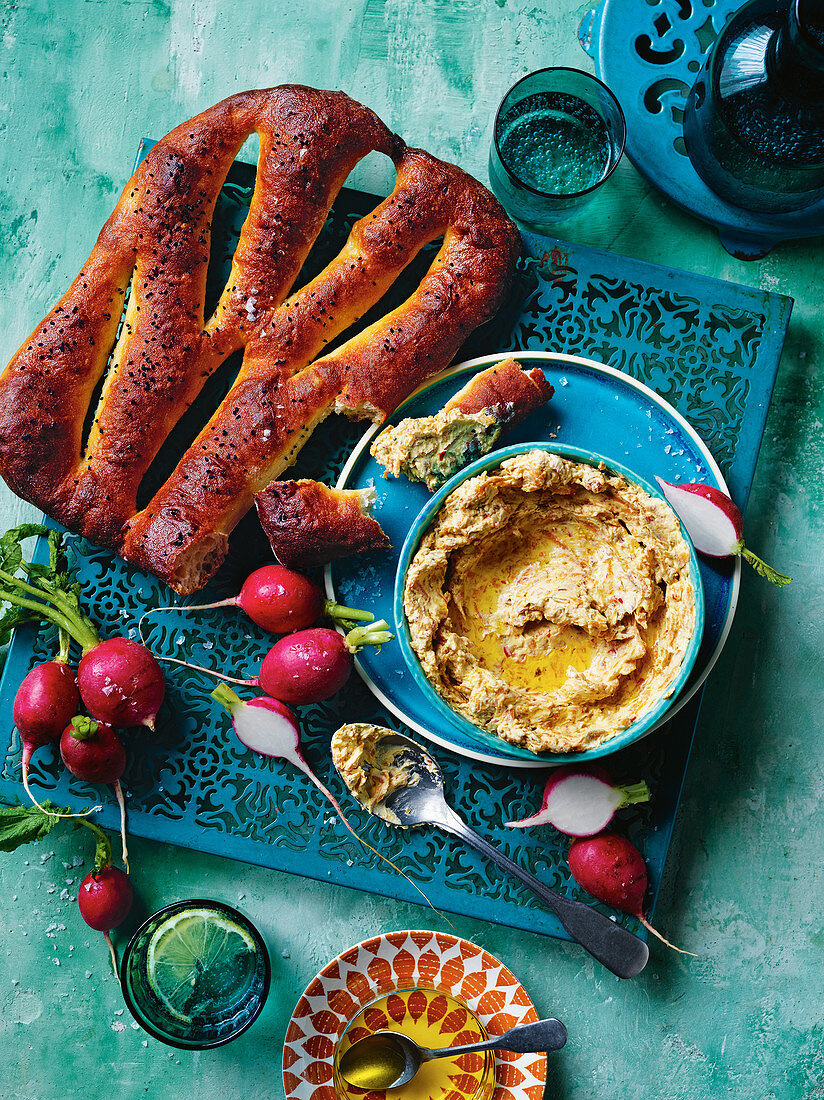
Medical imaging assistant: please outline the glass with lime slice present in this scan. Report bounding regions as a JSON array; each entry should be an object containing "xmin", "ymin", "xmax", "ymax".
[{"xmin": 121, "ymin": 900, "xmax": 270, "ymax": 1048}]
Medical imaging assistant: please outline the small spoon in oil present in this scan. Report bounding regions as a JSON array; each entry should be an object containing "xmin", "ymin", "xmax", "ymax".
[{"xmin": 339, "ymin": 1016, "xmax": 568, "ymax": 1090}]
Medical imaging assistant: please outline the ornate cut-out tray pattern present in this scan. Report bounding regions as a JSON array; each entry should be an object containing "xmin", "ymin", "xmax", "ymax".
[{"xmin": 0, "ymin": 149, "xmax": 791, "ymax": 941}]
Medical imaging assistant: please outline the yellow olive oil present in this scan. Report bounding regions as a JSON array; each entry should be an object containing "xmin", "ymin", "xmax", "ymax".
[
  {"xmin": 337, "ymin": 1033, "xmax": 408, "ymax": 1090},
  {"xmin": 457, "ymin": 525, "xmax": 596, "ymax": 693},
  {"xmin": 333, "ymin": 988, "xmax": 494, "ymax": 1100}
]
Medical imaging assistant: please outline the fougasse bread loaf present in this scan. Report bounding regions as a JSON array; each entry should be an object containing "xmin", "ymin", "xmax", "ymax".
[
  {"xmin": 0, "ymin": 86, "xmax": 520, "ymax": 593},
  {"xmin": 370, "ymin": 356, "xmax": 553, "ymax": 490}
]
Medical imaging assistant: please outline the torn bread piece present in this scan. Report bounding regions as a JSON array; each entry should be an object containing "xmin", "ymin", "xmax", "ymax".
[
  {"xmin": 255, "ymin": 480, "xmax": 390, "ymax": 569},
  {"xmin": 370, "ymin": 357, "xmax": 553, "ymax": 491}
]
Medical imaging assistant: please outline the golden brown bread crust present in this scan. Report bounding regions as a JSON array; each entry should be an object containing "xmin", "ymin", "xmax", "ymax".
[
  {"xmin": 444, "ymin": 357, "xmax": 554, "ymax": 426},
  {"xmin": 0, "ymin": 86, "xmax": 520, "ymax": 593},
  {"xmin": 255, "ymin": 481, "xmax": 390, "ymax": 568}
]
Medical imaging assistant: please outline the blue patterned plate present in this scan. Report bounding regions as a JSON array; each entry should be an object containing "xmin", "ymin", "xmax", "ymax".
[{"xmin": 328, "ymin": 351, "xmax": 739, "ymax": 768}]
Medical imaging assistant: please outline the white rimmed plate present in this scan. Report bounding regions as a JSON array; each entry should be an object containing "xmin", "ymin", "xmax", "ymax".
[{"xmin": 326, "ymin": 352, "xmax": 739, "ymax": 769}]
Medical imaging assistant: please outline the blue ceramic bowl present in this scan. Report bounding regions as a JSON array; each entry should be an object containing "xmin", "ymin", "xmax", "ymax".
[{"xmin": 393, "ymin": 442, "xmax": 706, "ymax": 764}]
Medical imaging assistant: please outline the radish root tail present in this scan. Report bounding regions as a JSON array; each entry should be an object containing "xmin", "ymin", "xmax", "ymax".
[
  {"xmin": 503, "ymin": 812, "xmax": 549, "ymax": 829},
  {"xmin": 298, "ymin": 764, "xmax": 455, "ymax": 929},
  {"xmin": 158, "ymin": 654, "xmax": 253, "ymax": 686},
  {"xmin": 114, "ymin": 779, "xmax": 129, "ymax": 874},
  {"xmin": 639, "ymin": 916, "xmax": 698, "ymax": 956},
  {"xmin": 138, "ymin": 601, "xmax": 236, "ymax": 647},
  {"xmin": 104, "ymin": 931, "xmax": 121, "ymax": 984},
  {"xmin": 22, "ymin": 764, "xmax": 102, "ymax": 820}
]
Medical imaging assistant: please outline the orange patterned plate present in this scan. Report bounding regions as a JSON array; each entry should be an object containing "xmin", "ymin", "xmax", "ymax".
[{"xmin": 282, "ymin": 930, "xmax": 548, "ymax": 1100}]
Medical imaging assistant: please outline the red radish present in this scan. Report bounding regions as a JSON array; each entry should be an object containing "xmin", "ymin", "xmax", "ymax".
[
  {"xmin": 13, "ymin": 660, "xmax": 79, "ymax": 745},
  {"xmin": 78, "ymin": 866, "xmax": 133, "ymax": 979},
  {"xmin": 60, "ymin": 716, "xmax": 126, "ymax": 784},
  {"xmin": 257, "ymin": 628, "xmax": 356, "ymax": 703},
  {"xmin": 78, "ymin": 637, "xmax": 165, "ymax": 729},
  {"xmin": 163, "ymin": 620, "xmax": 393, "ymax": 705},
  {"xmin": 505, "ymin": 766, "xmax": 650, "ymax": 835},
  {"xmin": 655, "ymin": 477, "xmax": 791, "ymax": 586},
  {"xmin": 568, "ymin": 833, "xmax": 696, "ymax": 955},
  {"xmin": 76, "ymin": 816, "xmax": 134, "ymax": 979},
  {"xmin": 141, "ymin": 563, "xmax": 375, "ymax": 635},
  {"xmin": 13, "ymin": 660, "xmax": 79, "ymax": 807},
  {"xmin": 60, "ymin": 716, "xmax": 129, "ymax": 871},
  {"xmin": 78, "ymin": 866, "xmax": 133, "ymax": 931}
]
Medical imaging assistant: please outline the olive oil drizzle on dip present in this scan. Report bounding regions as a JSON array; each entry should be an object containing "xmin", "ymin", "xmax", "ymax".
[
  {"xmin": 453, "ymin": 524, "xmax": 598, "ymax": 693},
  {"xmin": 403, "ymin": 451, "xmax": 696, "ymax": 754}
]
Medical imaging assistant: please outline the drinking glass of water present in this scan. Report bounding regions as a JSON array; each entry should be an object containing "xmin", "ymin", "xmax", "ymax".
[
  {"xmin": 489, "ymin": 67, "xmax": 626, "ymax": 229},
  {"xmin": 121, "ymin": 899, "xmax": 270, "ymax": 1048}
]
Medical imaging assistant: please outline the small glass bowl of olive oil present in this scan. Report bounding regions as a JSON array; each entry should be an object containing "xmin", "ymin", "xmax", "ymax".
[{"xmin": 333, "ymin": 987, "xmax": 495, "ymax": 1100}]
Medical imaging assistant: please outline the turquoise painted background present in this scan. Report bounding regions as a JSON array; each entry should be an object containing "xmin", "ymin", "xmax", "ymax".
[{"xmin": 0, "ymin": 1, "xmax": 822, "ymax": 1098}]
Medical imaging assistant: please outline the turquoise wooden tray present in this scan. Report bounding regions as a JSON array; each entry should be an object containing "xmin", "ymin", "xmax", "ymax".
[{"xmin": 0, "ymin": 145, "xmax": 792, "ymax": 943}]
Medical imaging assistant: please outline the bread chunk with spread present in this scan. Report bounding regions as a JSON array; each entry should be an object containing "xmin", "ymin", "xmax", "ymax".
[
  {"xmin": 256, "ymin": 479, "xmax": 390, "ymax": 568},
  {"xmin": 371, "ymin": 358, "xmax": 553, "ymax": 491}
]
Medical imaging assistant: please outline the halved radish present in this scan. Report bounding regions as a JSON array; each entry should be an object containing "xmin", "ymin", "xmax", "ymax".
[
  {"xmin": 505, "ymin": 766, "xmax": 650, "ymax": 836},
  {"xmin": 655, "ymin": 478, "xmax": 791, "ymax": 586}
]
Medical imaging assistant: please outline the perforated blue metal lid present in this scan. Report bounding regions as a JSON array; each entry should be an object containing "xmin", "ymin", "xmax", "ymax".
[{"xmin": 579, "ymin": 0, "xmax": 824, "ymax": 257}]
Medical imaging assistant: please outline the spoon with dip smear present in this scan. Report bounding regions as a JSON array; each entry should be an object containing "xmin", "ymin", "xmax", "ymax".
[
  {"xmin": 330, "ymin": 724, "xmax": 649, "ymax": 980},
  {"xmin": 339, "ymin": 1016, "xmax": 568, "ymax": 1090}
]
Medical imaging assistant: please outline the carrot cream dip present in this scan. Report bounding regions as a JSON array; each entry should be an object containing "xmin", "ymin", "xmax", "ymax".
[{"xmin": 403, "ymin": 450, "xmax": 695, "ymax": 753}]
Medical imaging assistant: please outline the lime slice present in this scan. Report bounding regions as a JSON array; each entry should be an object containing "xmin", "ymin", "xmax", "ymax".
[{"xmin": 146, "ymin": 907, "xmax": 258, "ymax": 1025}]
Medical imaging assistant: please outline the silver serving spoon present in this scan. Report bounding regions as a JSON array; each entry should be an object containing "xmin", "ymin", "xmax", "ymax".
[
  {"xmin": 339, "ymin": 1016, "xmax": 568, "ymax": 1090},
  {"xmin": 342, "ymin": 731, "xmax": 649, "ymax": 980}
]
